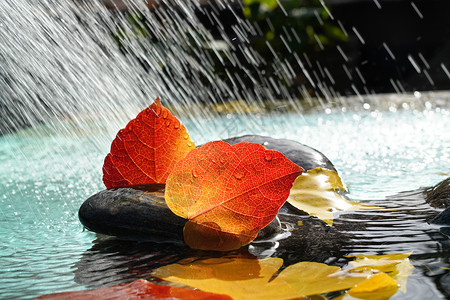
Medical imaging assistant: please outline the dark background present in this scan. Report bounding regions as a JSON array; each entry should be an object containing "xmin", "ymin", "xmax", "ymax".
[
  {"xmin": 328, "ymin": 0, "xmax": 450, "ymax": 94},
  {"xmin": 195, "ymin": 0, "xmax": 450, "ymax": 97}
]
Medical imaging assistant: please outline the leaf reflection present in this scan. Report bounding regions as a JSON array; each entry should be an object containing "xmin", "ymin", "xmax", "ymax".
[{"xmin": 152, "ymin": 253, "xmax": 413, "ymax": 300}]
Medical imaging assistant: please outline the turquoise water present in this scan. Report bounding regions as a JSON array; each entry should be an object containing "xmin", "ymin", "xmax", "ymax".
[
  {"xmin": 186, "ymin": 107, "xmax": 449, "ymax": 200},
  {"xmin": 0, "ymin": 105, "xmax": 449, "ymax": 298}
]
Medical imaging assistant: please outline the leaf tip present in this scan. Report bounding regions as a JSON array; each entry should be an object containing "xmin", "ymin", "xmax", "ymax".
[
  {"xmin": 183, "ymin": 220, "xmax": 257, "ymax": 251},
  {"xmin": 348, "ymin": 273, "xmax": 399, "ymax": 299}
]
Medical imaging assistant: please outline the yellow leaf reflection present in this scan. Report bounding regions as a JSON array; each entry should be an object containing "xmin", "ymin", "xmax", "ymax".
[
  {"xmin": 346, "ymin": 252, "xmax": 413, "ymax": 293},
  {"xmin": 153, "ymin": 253, "xmax": 414, "ymax": 300},
  {"xmin": 152, "ymin": 258, "xmax": 371, "ymax": 300},
  {"xmin": 288, "ymin": 168, "xmax": 378, "ymax": 225},
  {"xmin": 348, "ymin": 273, "xmax": 398, "ymax": 300},
  {"xmin": 271, "ymin": 262, "xmax": 371, "ymax": 298},
  {"xmin": 152, "ymin": 257, "xmax": 279, "ymax": 282}
]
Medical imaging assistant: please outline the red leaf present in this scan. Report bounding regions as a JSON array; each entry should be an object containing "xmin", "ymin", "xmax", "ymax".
[
  {"xmin": 103, "ymin": 98, "xmax": 195, "ymax": 189},
  {"xmin": 35, "ymin": 279, "xmax": 232, "ymax": 300},
  {"xmin": 165, "ymin": 141, "xmax": 303, "ymax": 250}
]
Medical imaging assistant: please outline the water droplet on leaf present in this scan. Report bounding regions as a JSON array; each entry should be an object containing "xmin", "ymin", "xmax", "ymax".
[
  {"xmin": 234, "ymin": 171, "xmax": 244, "ymax": 180},
  {"xmin": 264, "ymin": 153, "xmax": 272, "ymax": 161},
  {"xmin": 165, "ymin": 119, "xmax": 171, "ymax": 127},
  {"xmin": 162, "ymin": 109, "xmax": 168, "ymax": 119},
  {"xmin": 152, "ymin": 106, "xmax": 161, "ymax": 117}
]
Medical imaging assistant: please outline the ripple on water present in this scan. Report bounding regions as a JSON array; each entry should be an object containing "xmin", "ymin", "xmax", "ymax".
[{"xmin": 0, "ymin": 107, "xmax": 449, "ymax": 298}]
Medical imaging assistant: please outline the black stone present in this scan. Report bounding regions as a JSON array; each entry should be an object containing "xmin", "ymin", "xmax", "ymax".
[
  {"xmin": 426, "ymin": 177, "xmax": 450, "ymax": 208},
  {"xmin": 432, "ymin": 207, "xmax": 450, "ymax": 226},
  {"xmin": 79, "ymin": 186, "xmax": 185, "ymax": 242},
  {"xmin": 79, "ymin": 135, "xmax": 335, "ymax": 242},
  {"xmin": 222, "ymin": 135, "xmax": 336, "ymax": 172},
  {"xmin": 427, "ymin": 177, "xmax": 450, "ymax": 226},
  {"xmin": 79, "ymin": 134, "xmax": 450, "ymax": 246},
  {"xmin": 79, "ymin": 185, "xmax": 284, "ymax": 243}
]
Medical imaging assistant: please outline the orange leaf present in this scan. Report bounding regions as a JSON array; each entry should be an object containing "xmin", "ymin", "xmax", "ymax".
[
  {"xmin": 102, "ymin": 98, "xmax": 195, "ymax": 188},
  {"xmin": 35, "ymin": 279, "xmax": 232, "ymax": 299},
  {"xmin": 165, "ymin": 141, "xmax": 303, "ymax": 250}
]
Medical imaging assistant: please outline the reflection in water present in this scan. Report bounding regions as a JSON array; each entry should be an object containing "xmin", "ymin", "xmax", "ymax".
[
  {"xmin": 74, "ymin": 235, "xmax": 259, "ymax": 289},
  {"xmin": 339, "ymin": 189, "xmax": 450, "ymax": 258},
  {"xmin": 73, "ymin": 185, "xmax": 450, "ymax": 298},
  {"xmin": 73, "ymin": 237, "xmax": 189, "ymax": 288}
]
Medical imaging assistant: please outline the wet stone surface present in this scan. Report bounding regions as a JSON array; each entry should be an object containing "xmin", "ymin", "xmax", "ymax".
[
  {"xmin": 79, "ymin": 135, "xmax": 450, "ymax": 254},
  {"xmin": 79, "ymin": 135, "xmax": 336, "ymax": 242}
]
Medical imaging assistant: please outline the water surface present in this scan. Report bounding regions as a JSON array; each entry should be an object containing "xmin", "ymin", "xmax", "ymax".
[{"xmin": 0, "ymin": 103, "xmax": 449, "ymax": 299}]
